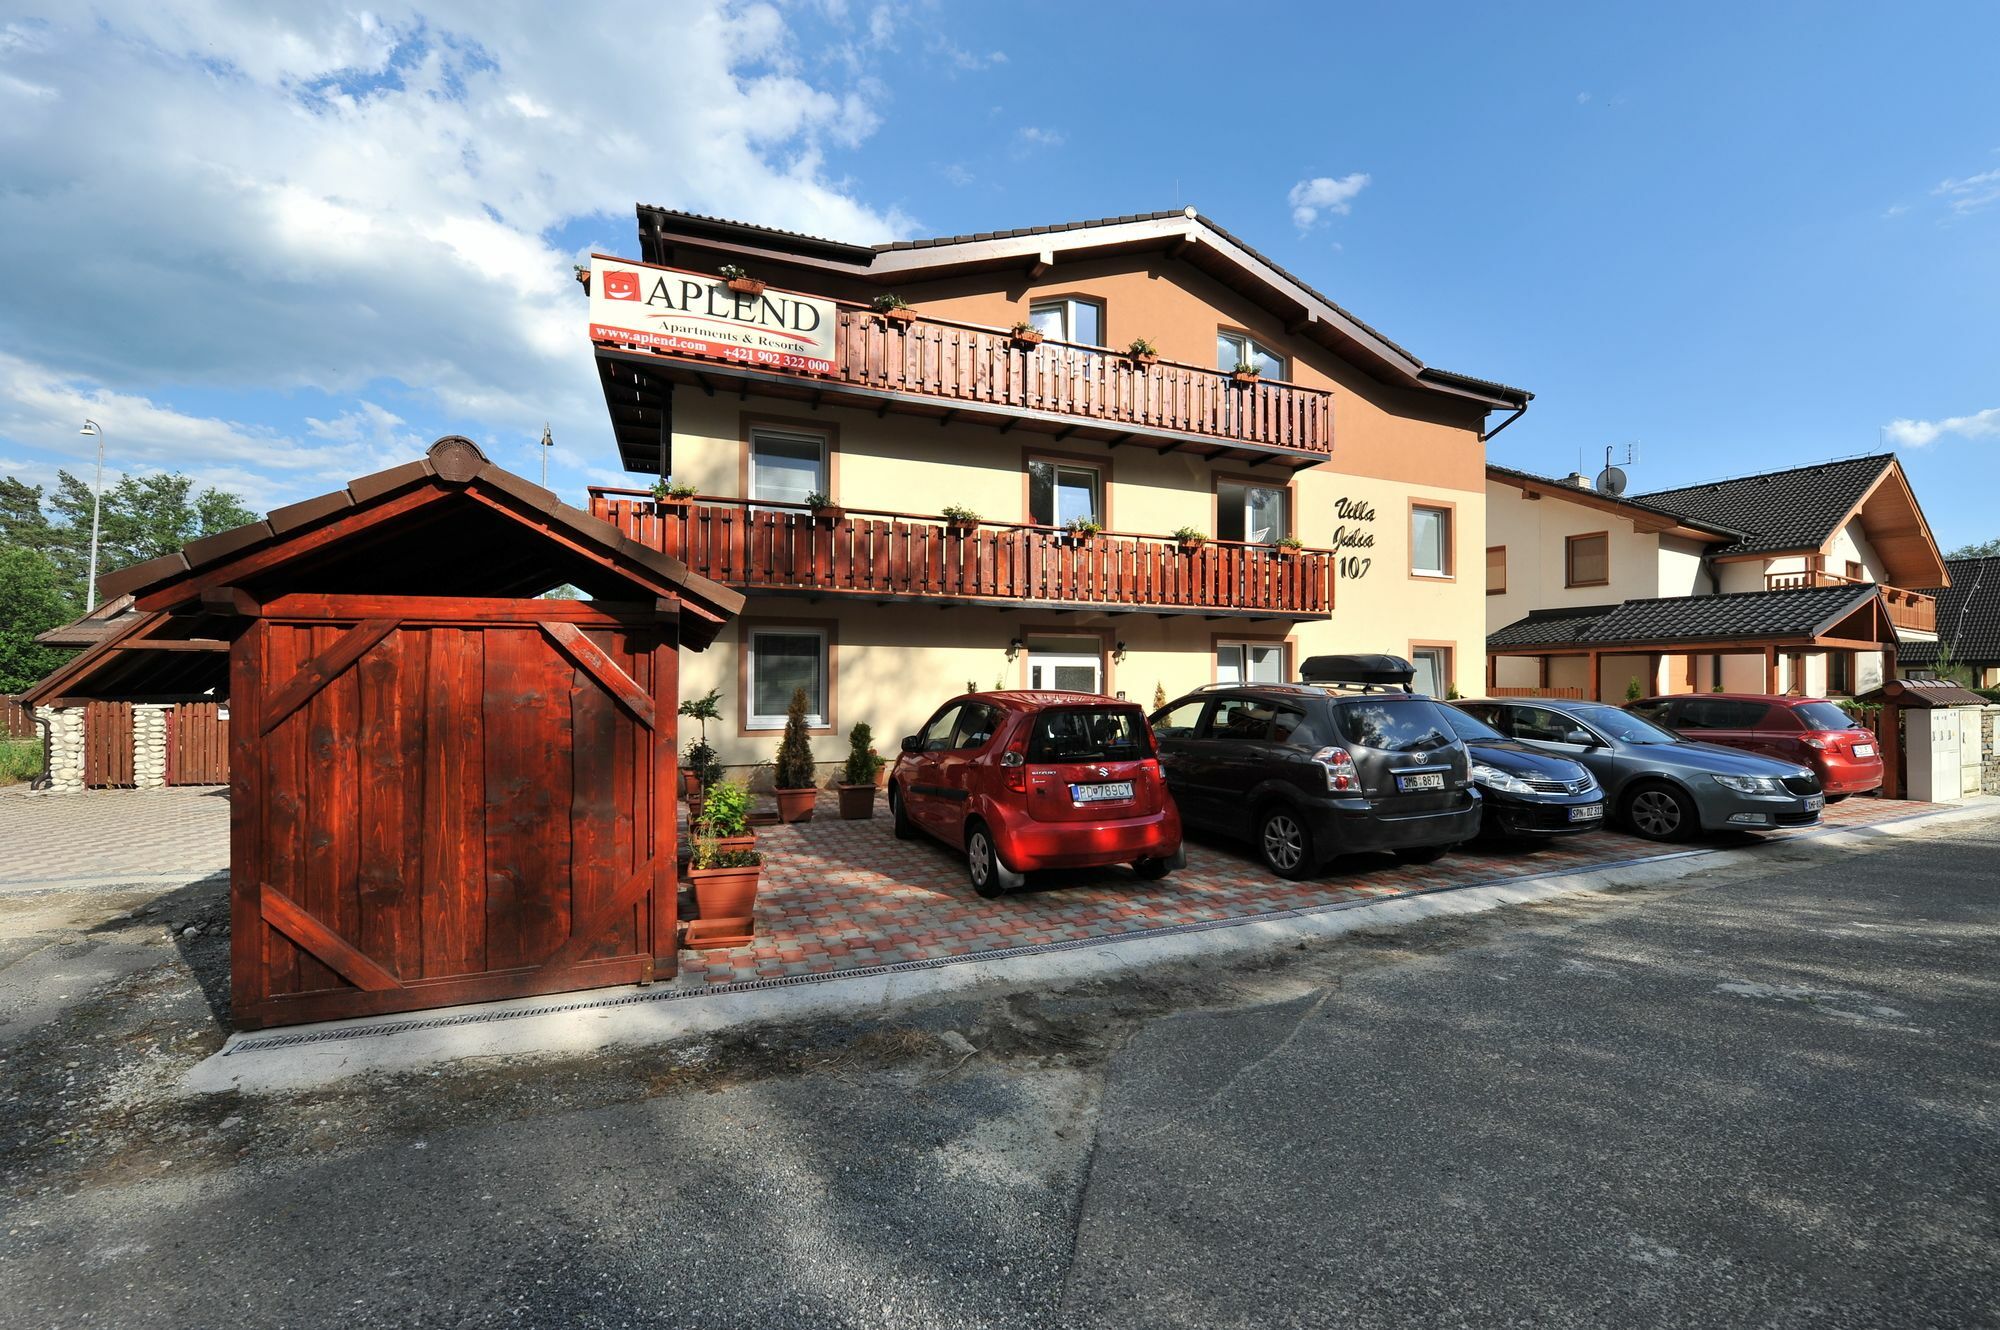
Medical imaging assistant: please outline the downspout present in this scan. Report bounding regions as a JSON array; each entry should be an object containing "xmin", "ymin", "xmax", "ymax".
[
  {"xmin": 1699, "ymin": 550, "xmax": 1724, "ymax": 689},
  {"xmin": 1479, "ymin": 399, "xmax": 1529, "ymax": 444}
]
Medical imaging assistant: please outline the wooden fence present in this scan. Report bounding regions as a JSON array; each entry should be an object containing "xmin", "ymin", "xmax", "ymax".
[
  {"xmin": 167, "ymin": 702, "xmax": 230, "ymax": 786},
  {"xmin": 0, "ymin": 695, "xmax": 31, "ymax": 740},
  {"xmin": 84, "ymin": 701, "xmax": 134, "ymax": 788}
]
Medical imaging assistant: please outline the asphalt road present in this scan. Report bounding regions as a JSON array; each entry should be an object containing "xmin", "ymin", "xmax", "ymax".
[{"xmin": 3, "ymin": 814, "xmax": 1996, "ymax": 1328}]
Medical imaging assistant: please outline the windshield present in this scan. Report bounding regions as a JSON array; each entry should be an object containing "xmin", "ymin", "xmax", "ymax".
[
  {"xmin": 1335, "ymin": 698, "xmax": 1457, "ymax": 753},
  {"xmin": 1569, "ymin": 703, "xmax": 1680, "ymax": 745},
  {"xmin": 1027, "ymin": 708, "xmax": 1152, "ymax": 763},
  {"xmin": 1442, "ymin": 707, "xmax": 1506, "ymax": 743},
  {"xmin": 1794, "ymin": 701, "xmax": 1861, "ymax": 732}
]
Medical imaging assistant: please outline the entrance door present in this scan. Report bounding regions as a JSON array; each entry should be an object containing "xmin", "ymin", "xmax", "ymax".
[{"xmin": 1028, "ymin": 650, "xmax": 1101, "ymax": 693}]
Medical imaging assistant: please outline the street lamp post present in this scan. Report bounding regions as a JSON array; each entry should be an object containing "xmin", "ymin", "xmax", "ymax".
[
  {"xmin": 539, "ymin": 423, "xmax": 554, "ymax": 489},
  {"xmin": 78, "ymin": 419, "xmax": 104, "ymax": 612}
]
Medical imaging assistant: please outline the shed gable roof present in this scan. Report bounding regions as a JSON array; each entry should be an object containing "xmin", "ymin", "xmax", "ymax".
[{"xmin": 1489, "ymin": 583, "xmax": 1885, "ymax": 651}]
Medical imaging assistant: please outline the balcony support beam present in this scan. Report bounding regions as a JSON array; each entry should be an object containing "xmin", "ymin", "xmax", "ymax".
[{"xmin": 691, "ymin": 372, "xmax": 715, "ymax": 398}]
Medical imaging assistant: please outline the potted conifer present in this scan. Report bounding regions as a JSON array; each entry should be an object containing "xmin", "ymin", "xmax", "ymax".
[
  {"xmin": 771, "ymin": 686, "xmax": 819, "ymax": 822},
  {"xmin": 837, "ymin": 722, "xmax": 884, "ymax": 819}
]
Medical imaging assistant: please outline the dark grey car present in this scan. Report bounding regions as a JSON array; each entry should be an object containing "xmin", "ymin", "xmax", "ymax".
[{"xmin": 1452, "ymin": 699, "xmax": 1824, "ymax": 841}]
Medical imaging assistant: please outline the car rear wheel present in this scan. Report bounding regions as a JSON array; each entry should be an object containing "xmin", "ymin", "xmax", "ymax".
[
  {"xmin": 1394, "ymin": 845, "xmax": 1450, "ymax": 865},
  {"xmin": 1132, "ymin": 856, "xmax": 1173, "ymax": 881},
  {"xmin": 1257, "ymin": 807, "xmax": 1316, "ymax": 880},
  {"xmin": 966, "ymin": 824, "xmax": 1022, "ymax": 898},
  {"xmin": 1624, "ymin": 782, "xmax": 1695, "ymax": 842},
  {"xmin": 889, "ymin": 784, "xmax": 916, "ymax": 840}
]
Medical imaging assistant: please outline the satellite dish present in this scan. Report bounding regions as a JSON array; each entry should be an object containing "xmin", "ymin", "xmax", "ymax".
[{"xmin": 1596, "ymin": 465, "xmax": 1628, "ymax": 496}]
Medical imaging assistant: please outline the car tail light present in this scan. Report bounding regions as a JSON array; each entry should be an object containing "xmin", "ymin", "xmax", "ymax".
[
  {"xmin": 999, "ymin": 744, "xmax": 1027, "ymax": 793},
  {"xmin": 1801, "ymin": 736, "xmax": 1827, "ymax": 750},
  {"xmin": 1312, "ymin": 745, "xmax": 1356, "ymax": 792}
]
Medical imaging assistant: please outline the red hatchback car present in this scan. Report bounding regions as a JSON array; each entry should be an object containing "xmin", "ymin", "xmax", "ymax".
[
  {"xmin": 889, "ymin": 691, "xmax": 1185, "ymax": 897},
  {"xmin": 1626, "ymin": 693, "xmax": 1885, "ymax": 800}
]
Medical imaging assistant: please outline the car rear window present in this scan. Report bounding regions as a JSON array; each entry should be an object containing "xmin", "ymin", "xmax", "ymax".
[
  {"xmin": 1333, "ymin": 697, "xmax": 1456, "ymax": 753},
  {"xmin": 1027, "ymin": 707, "xmax": 1153, "ymax": 763},
  {"xmin": 1793, "ymin": 701, "xmax": 1861, "ymax": 731}
]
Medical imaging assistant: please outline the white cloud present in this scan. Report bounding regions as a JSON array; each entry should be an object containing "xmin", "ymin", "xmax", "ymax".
[
  {"xmin": 1288, "ymin": 173, "xmax": 1371, "ymax": 232},
  {"xmin": 1014, "ymin": 125, "xmax": 1064, "ymax": 152},
  {"xmin": 1576, "ymin": 91, "xmax": 1591, "ymax": 104},
  {"xmin": 941, "ymin": 162, "xmax": 975, "ymax": 187},
  {"xmin": 0, "ymin": 2, "xmax": 911, "ymax": 504},
  {"xmin": 925, "ymin": 34, "xmax": 1005, "ymax": 71},
  {"xmin": 1883, "ymin": 407, "xmax": 2000, "ymax": 448},
  {"xmin": 1933, "ymin": 166, "xmax": 2000, "ymax": 217}
]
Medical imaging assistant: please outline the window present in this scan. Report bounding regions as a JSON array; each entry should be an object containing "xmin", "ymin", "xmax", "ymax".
[
  {"xmin": 1026, "ymin": 708, "xmax": 1151, "ymax": 762},
  {"xmin": 1029, "ymin": 297, "xmax": 1104, "ymax": 346},
  {"xmin": 916, "ymin": 704, "xmax": 963, "ymax": 752},
  {"xmin": 1411, "ymin": 646, "xmax": 1452, "ymax": 699},
  {"xmin": 952, "ymin": 703, "xmax": 1003, "ymax": 749},
  {"xmin": 1333, "ymin": 698, "xmax": 1456, "ymax": 753},
  {"xmin": 749, "ymin": 427, "xmax": 827, "ymax": 508},
  {"xmin": 1828, "ymin": 650, "xmax": 1853, "ymax": 694},
  {"xmin": 747, "ymin": 627, "xmax": 827, "ymax": 729},
  {"xmin": 1217, "ymin": 480, "xmax": 1288, "ymax": 545},
  {"xmin": 1216, "ymin": 329, "xmax": 1285, "ymax": 379},
  {"xmin": 1027, "ymin": 458, "xmax": 1102, "ymax": 527},
  {"xmin": 1217, "ymin": 642, "xmax": 1285, "ymax": 684},
  {"xmin": 1566, "ymin": 532, "xmax": 1609, "ymax": 587},
  {"xmin": 1845, "ymin": 560, "xmax": 1864, "ymax": 582},
  {"xmin": 1411, "ymin": 505, "xmax": 1453, "ymax": 578},
  {"xmin": 1486, "ymin": 546, "xmax": 1507, "ymax": 596},
  {"xmin": 1211, "ymin": 697, "xmax": 1277, "ymax": 742},
  {"xmin": 1150, "ymin": 698, "xmax": 1209, "ymax": 739}
]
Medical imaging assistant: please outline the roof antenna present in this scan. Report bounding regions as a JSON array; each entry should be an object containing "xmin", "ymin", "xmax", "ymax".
[{"xmin": 1596, "ymin": 443, "xmax": 1635, "ymax": 497}]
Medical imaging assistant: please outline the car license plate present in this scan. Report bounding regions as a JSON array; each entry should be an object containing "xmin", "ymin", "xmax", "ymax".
[
  {"xmin": 1853, "ymin": 743, "xmax": 1875, "ymax": 758},
  {"xmin": 1071, "ymin": 781, "xmax": 1133, "ymax": 803},
  {"xmin": 1569, "ymin": 804, "xmax": 1604, "ymax": 822},
  {"xmin": 1805, "ymin": 795, "xmax": 1824, "ymax": 812},
  {"xmin": 1396, "ymin": 772, "xmax": 1445, "ymax": 792}
]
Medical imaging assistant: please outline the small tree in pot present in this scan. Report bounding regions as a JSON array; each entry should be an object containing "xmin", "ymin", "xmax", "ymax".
[
  {"xmin": 686, "ymin": 778, "xmax": 761, "ymax": 948},
  {"xmin": 677, "ymin": 687, "xmax": 724, "ymax": 800},
  {"xmin": 771, "ymin": 685, "xmax": 819, "ymax": 822},
  {"xmin": 838, "ymin": 722, "xmax": 884, "ymax": 819}
]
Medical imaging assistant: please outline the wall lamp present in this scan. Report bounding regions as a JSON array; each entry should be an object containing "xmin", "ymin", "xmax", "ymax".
[
  {"xmin": 1113, "ymin": 640, "xmax": 1128, "ymax": 664},
  {"xmin": 1006, "ymin": 636, "xmax": 1022, "ymax": 661}
]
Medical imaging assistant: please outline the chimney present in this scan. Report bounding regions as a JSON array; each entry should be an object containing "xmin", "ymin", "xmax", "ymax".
[{"xmin": 1562, "ymin": 471, "xmax": 1593, "ymax": 490}]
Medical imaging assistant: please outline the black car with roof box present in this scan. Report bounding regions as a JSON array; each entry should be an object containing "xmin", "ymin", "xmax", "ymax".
[{"xmin": 1148, "ymin": 654, "xmax": 1480, "ymax": 878}]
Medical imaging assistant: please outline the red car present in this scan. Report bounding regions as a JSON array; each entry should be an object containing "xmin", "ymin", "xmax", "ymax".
[
  {"xmin": 1626, "ymin": 693, "xmax": 1885, "ymax": 800},
  {"xmin": 889, "ymin": 691, "xmax": 1184, "ymax": 897}
]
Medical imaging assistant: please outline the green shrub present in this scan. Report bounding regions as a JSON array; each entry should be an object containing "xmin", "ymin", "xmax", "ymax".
[
  {"xmin": 773, "ymin": 687, "xmax": 817, "ymax": 790},
  {"xmin": 1976, "ymin": 688, "xmax": 2000, "ymax": 704},
  {"xmin": 694, "ymin": 778, "xmax": 751, "ymax": 839},
  {"xmin": 1625, "ymin": 677, "xmax": 1644, "ymax": 702},
  {"xmin": 842, "ymin": 722, "xmax": 883, "ymax": 786},
  {"xmin": 0, "ymin": 739, "xmax": 41, "ymax": 785}
]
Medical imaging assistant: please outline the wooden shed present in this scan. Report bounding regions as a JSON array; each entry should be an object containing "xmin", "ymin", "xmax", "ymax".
[{"xmin": 70, "ymin": 437, "xmax": 742, "ymax": 1029}]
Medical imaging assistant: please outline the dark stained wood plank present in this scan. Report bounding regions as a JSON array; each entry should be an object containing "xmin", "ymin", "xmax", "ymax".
[
  {"xmin": 421, "ymin": 627, "xmax": 486, "ymax": 978},
  {"xmin": 296, "ymin": 623, "xmax": 344, "ymax": 995},
  {"xmin": 262, "ymin": 624, "xmax": 306, "ymax": 998},
  {"xmin": 260, "ymin": 617, "xmax": 399, "ymax": 736},
  {"xmin": 260, "ymin": 884, "xmax": 403, "ymax": 992},
  {"xmin": 482, "ymin": 627, "xmax": 572, "ymax": 969},
  {"xmin": 569, "ymin": 638, "xmax": 629, "ymax": 963},
  {"xmin": 356, "ymin": 629, "xmax": 419, "ymax": 980},
  {"xmin": 228, "ymin": 620, "xmax": 268, "ymax": 1015},
  {"xmin": 541, "ymin": 620, "xmax": 657, "ymax": 729}
]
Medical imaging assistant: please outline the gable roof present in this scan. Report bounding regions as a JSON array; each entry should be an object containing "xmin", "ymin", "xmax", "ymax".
[
  {"xmin": 1901, "ymin": 554, "xmax": 2000, "ymax": 666},
  {"xmin": 1629, "ymin": 454, "xmax": 1892, "ymax": 558},
  {"xmin": 636, "ymin": 205, "xmax": 1530, "ymax": 411},
  {"xmin": 1485, "ymin": 463, "xmax": 1744, "ymax": 542},
  {"xmin": 1489, "ymin": 583, "xmax": 1887, "ymax": 651}
]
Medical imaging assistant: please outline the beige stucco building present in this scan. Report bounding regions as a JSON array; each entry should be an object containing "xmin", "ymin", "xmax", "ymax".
[{"xmin": 585, "ymin": 207, "xmax": 1531, "ymax": 778}]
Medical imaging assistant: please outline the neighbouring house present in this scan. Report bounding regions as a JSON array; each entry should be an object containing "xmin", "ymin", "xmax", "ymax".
[
  {"xmin": 582, "ymin": 206, "xmax": 1531, "ymax": 778},
  {"xmin": 1901, "ymin": 554, "xmax": 2000, "ymax": 688},
  {"xmin": 1485, "ymin": 453, "xmax": 1947, "ymax": 700}
]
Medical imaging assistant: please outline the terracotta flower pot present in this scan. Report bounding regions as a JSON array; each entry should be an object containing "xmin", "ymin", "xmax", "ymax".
[
  {"xmin": 687, "ymin": 862, "xmax": 760, "ymax": 922},
  {"xmin": 837, "ymin": 784, "xmax": 877, "ymax": 820},
  {"xmin": 1129, "ymin": 352, "xmax": 1158, "ymax": 367},
  {"xmin": 809, "ymin": 505, "xmax": 845, "ymax": 525},
  {"xmin": 725, "ymin": 276, "xmax": 766, "ymax": 297},
  {"xmin": 1011, "ymin": 329, "xmax": 1044, "ymax": 348},
  {"xmin": 680, "ymin": 769, "xmax": 701, "ymax": 799},
  {"xmin": 1231, "ymin": 370, "xmax": 1261, "ymax": 384},
  {"xmin": 774, "ymin": 786, "xmax": 817, "ymax": 823},
  {"xmin": 880, "ymin": 306, "xmax": 916, "ymax": 326}
]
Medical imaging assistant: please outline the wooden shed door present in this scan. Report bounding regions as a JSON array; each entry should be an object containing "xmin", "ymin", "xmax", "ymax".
[{"xmin": 232, "ymin": 607, "xmax": 676, "ymax": 1028}]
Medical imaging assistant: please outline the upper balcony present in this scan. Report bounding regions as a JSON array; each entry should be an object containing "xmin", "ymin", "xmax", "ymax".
[
  {"xmin": 1766, "ymin": 570, "xmax": 1936, "ymax": 633},
  {"xmin": 591, "ymin": 272, "xmax": 1335, "ymax": 475},
  {"xmin": 589, "ymin": 491, "xmax": 1335, "ymax": 621}
]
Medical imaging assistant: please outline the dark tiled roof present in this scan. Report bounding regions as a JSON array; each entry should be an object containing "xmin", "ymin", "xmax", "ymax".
[
  {"xmin": 1490, "ymin": 584, "xmax": 1880, "ymax": 650},
  {"xmin": 637, "ymin": 206, "xmax": 1529, "ymax": 404},
  {"xmin": 1901, "ymin": 554, "xmax": 2000, "ymax": 666},
  {"xmin": 1630, "ymin": 454, "xmax": 1892, "ymax": 557}
]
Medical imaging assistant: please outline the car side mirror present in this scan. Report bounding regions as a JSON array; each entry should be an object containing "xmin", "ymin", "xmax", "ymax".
[
  {"xmin": 1563, "ymin": 729, "xmax": 1597, "ymax": 747},
  {"xmin": 900, "ymin": 735, "xmax": 921, "ymax": 753}
]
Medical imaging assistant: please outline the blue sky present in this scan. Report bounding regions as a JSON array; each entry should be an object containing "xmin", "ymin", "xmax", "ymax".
[{"xmin": 2, "ymin": 2, "xmax": 1996, "ymax": 550}]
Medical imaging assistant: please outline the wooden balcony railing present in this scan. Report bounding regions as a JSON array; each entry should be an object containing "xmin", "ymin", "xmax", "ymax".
[
  {"xmin": 1766, "ymin": 570, "xmax": 1936, "ymax": 632},
  {"xmin": 590, "ymin": 492, "xmax": 1335, "ymax": 617}
]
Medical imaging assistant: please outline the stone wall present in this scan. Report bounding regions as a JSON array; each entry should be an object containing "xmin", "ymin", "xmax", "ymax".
[
  {"xmin": 1983, "ymin": 707, "xmax": 2000, "ymax": 797},
  {"xmin": 35, "ymin": 706, "xmax": 84, "ymax": 793},
  {"xmin": 133, "ymin": 705, "xmax": 169, "ymax": 788}
]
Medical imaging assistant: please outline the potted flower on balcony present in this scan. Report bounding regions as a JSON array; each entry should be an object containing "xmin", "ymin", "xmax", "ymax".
[
  {"xmin": 771, "ymin": 686, "xmax": 819, "ymax": 822},
  {"xmin": 1172, "ymin": 525, "xmax": 1209, "ymax": 552},
  {"xmin": 1126, "ymin": 337, "xmax": 1160, "ymax": 367},
  {"xmin": 651, "ymin": 477, "xmax": 699, "ymax": 509},
  {"xmin": 1064, "ymin": 516, "xmax": 1105, "ymax": 548},
  {"xmin": 685, "ymin": 778, "xmax": 761, "ymax": 948},
  {"xmin": 718, "ymin": 263, "xmax": 765, "ymax": 297},
  {"xmin": 942, "ymin": 503, "xmax": 980, "ymax": 533},
  {"xmin": 1274, "ymin": 534, "xmax": 1305, "ymax": 557},
  {"xmin": 1231, "ymin": 360, "xmax": 1263, "ymax": 384},
  {"xmin": 872, "ymin": 293, "xmax": 916, "ymax": 326},
  {"xmin": 1010, "ymin": 319, "xmax": 1044, "ymax": 349},
  {"xmin": 804, "ymin": 490, "xmax": 843, "ymax": 525},
  {"xmin": 837, "ymin": 722, "xmax": 885, "ymax": 820}
]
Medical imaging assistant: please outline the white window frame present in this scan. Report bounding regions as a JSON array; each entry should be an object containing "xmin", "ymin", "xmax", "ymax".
[
  {"xmin": 1027, "ymin": 459, "xmax": 1104, "ymax": 528},
  {"xmin": 1411, "ymin": 505, "xmax": 1452, "ymax": 578},
  {"xmin": 1217, "ymin": 641, "xmax": 1285, "ymax": 684},
  {"xmin": 748, "ymin": 426, "xmax": 829, "ymax": 510},
  {"xmin": 1029, "ymin": 296, "xmax": 1105, "ymax": 346},
  {"xmin": 1216, "ymin": 329, "xmax": 1286, "ymax": 379},
  {"xmin": 746, "ymin": 626, "xmax": 829, "ymax": 730},
  {"xmin": 1411, "ymin": 646, "xmax": 1451, "ymax": 699},
  {"xmin": 1217, "ymin": 480, "xmax": 1289, "ymax": 545}
]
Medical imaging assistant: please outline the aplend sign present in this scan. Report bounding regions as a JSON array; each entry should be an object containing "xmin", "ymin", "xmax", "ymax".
[{"xmin": 588, "ymin": 256, "xmax": 837, "ymax": 375}]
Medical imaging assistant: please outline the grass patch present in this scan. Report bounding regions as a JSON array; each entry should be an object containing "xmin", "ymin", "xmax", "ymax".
[{"xmin": 0, "ymin": 738, "xmax": 43, "ymax": 785}]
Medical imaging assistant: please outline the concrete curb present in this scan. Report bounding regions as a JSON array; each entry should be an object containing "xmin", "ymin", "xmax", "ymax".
[{"xmin": 180, "ymin": 798, "xmax": 2000, "ymax": 1097}]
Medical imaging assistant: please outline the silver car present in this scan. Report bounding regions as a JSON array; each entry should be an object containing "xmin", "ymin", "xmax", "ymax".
[{"xmin": 1452, "ymin": 699, "xmax": 1824, "ymax": 841}]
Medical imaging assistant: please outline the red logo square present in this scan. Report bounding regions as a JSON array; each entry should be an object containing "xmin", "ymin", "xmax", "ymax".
[{"xmin": 602, "ymin": 271, "xmax": 640, "ymax": 301}]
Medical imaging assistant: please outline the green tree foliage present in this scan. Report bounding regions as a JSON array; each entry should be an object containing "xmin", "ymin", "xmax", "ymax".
[
  {"xmin": 0, "ymin": 546, "xmax": 74, "ymax": 692},
  {"xmin": 772, "ymin": 686, "xmax": 818, "ymax": 790},
  {"xmin": 1946, "ymin": 537, "xmax": 2000, "ymax": 559},
  {"xmin": 0, "ymin": 469, "xmax": 259, "ymax": 610}
]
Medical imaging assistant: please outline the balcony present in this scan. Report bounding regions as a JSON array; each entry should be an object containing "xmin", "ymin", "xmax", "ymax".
[
  {"xmin": 594, "ymin": 305, "xmax": 1335, "ymax": 473},
  {"xmin": 1766, "ymin": 570, "xmax": 1936, "ymax": 633},
  {"xmin": 589, "ymin": 492, "xmax": 1335, "ymax": 620}
]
